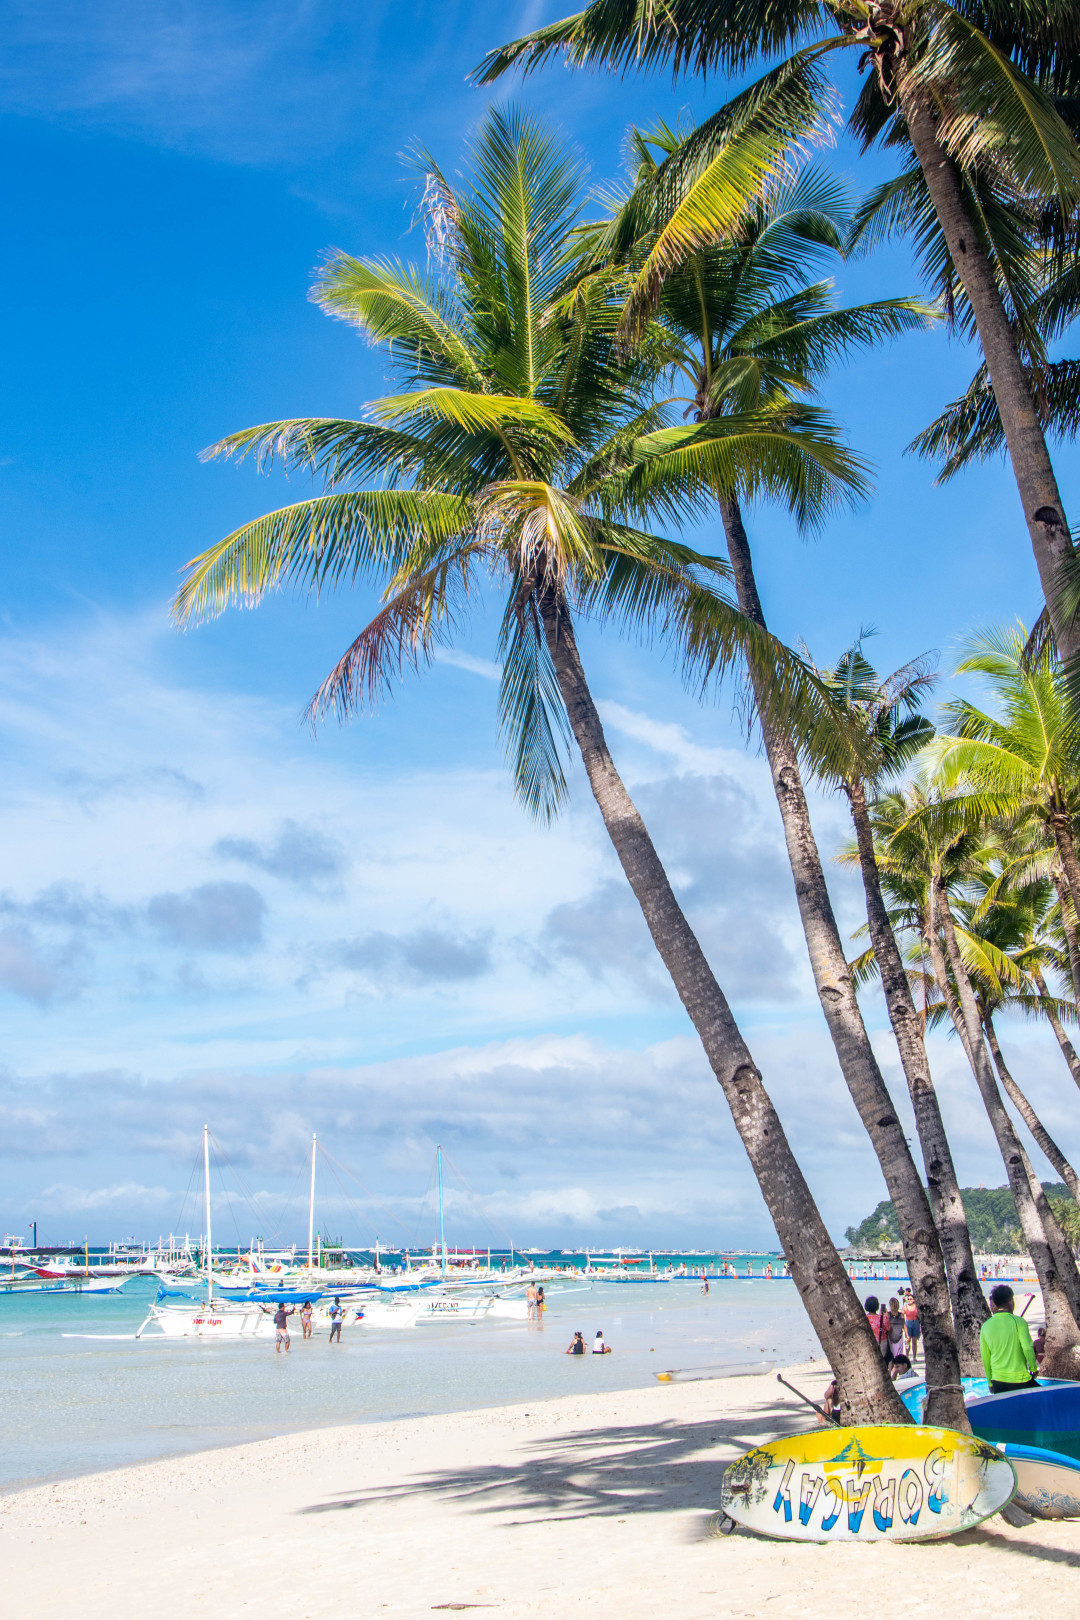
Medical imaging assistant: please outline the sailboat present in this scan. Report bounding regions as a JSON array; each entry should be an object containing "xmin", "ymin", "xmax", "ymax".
[
  {"xmin": 356, "ymin": 1148, "xmax": 536, "ymax": 1327},
  {"xmin": 137, "ymin": 1127, "xmax": 271, "ymax": 1339}
]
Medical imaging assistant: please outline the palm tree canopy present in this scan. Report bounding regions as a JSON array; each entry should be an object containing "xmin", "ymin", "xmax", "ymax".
[
  {"xmin": 925, "ymin": 624, "xmax": 1080, "ymax": 827},
  {"xmin": 800, "ymin": 640, "xmax": 936, "ymax": 790},
  {"xmin": 479, "ymin": 3, "xmax": 1080, "ymax": 365},
  {"xmin": 478, "ymin": 1, "xmax": 1080, "ymax": 204},
  {"xmin": 174, "ymin": 108, "xmax": 864, "ymax": 821}
]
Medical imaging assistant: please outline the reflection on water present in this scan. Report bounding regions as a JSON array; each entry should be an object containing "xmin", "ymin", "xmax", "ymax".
[{"xmin": 1, "ymin": 1276, "xmax": 822, "ymax": 1490}]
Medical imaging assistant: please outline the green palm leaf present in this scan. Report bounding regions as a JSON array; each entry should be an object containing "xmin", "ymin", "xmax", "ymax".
[{"xmin": 174, "ymin": 491, "xmax": 472, "ymax": 623}]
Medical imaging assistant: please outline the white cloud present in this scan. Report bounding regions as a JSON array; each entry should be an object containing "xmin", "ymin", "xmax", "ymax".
[
  {"xmin": 598, "ymin": 699, "xmax": 740, "ymax": 777},
  {"xmin": 434, "ymin": 649, "xmax": 502, "ymax": 682}
]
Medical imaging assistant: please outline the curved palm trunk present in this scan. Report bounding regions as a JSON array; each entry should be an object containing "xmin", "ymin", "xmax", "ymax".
[
  {"xmin": 848, "ymin": 781, "xmax": 987, "ymax": 1373},
  {"xmin": 1052, "ymin": 828, "xmax": 1080, "ymax": 978},
  {"xmin": 718, "ymin": 496, "xmax": 965, "ymax": 1427},
  {"xmin": 538, "ymin": 591, "xmax": 907, "ymax": 1422},
  {"xmin": 983, "ymin": 1015, "xmax": 1080, "ymax": 1203},
  {"xmin": 900, "ymin": 86, "xmax": 1079, "ymax": 663},
  {"xmin": 1032, "ymin": 965, "xmax": 1080, "ymax": 1092},
  {"xmin": 930, "ymin": 881, "xmax": 1080, "ymax": 1376},
  {"xmin": 1014, "ymin": 1133, "xmax": 1080, "ymax": 1314}
]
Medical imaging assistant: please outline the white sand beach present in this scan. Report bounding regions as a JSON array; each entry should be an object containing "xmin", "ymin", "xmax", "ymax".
[{"xmin": 4, "ymin": 1363, "xmax": 1080, "ymax": 1619}]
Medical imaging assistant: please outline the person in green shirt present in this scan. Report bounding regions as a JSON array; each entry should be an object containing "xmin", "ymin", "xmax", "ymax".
[{"xmin": 979, "ymin": 1285, "xmax": 1039, "ymax": 1392}]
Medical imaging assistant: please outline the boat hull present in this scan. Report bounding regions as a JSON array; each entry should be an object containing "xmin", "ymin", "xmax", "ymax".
[
  {"xmin": 968, "ymin": 1384, "xmax": 1080, "ymax": 1465},
  {"xmin": 0, "ymin": 1274, "xmax": 134, "ymax": 1296},
  {"xmin": 138, "ymin": 1304, "xmax": 270, "ymax": 1338}
]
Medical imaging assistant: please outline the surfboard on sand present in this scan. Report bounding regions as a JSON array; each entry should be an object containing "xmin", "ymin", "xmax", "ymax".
[
  {"xmin": 1002, "ymin": 1443, "xmax": 1080, "ymax": 1519},
  {"xmin": 718, "ymin": 1424, "xmax": 1016, "ymax": 1543}
]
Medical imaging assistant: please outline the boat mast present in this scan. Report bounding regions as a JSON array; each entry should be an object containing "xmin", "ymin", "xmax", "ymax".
[
  {"xmin": 203, "ymin": 1124, "xmax": 212, "ymax": 1307},
  {"xmin": 437, "ymin": 1144, "xmax": 447, "ymax": 1278},
  {"xmin": 307, "ymin": 1132, "xmax": 317, "ymax": 1273}
]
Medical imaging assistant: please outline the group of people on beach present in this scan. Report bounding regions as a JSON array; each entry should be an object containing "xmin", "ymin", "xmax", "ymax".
[
  {"xmin": 824, "ymin": 1281, "xmax": 1048, "ymax": 1420},
  {"xmin": 863, "ymin": 1291, "xmax": 921, "ymax": 1376},
  {"xmin": 260, "ymin": 1297, "xmax": 346, "ymax": 1353}
]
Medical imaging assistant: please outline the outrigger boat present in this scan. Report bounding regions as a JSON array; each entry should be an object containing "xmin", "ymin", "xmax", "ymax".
[
  {"xmin": 0, "ymin": 1272, "xmax": 136, "ymax": 1297},
  {"xmin": 138, "ymin": 1127, "xmax": 277, "ymax": 1339}
]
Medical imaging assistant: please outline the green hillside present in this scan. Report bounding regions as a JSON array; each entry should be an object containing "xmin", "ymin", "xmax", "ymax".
[{"xmin": 845, "ymin": 1184, "xmax": 1071, "ymax": 1254}]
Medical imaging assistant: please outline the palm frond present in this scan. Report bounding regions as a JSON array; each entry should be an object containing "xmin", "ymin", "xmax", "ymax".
[
  {"xmin": 911, "ymin": 9, "xmax": 1080, "ymax": 204},
  {"xmin": 305, "ymin": 543, "xmax": 484, "ymax": 722},
  {"xmin": 629, "ymin": 407, "xmax": 871, "ymax": 530},
  {"xmin": 312, "ymin": 257, "xmax": 484, "ymax": 389},
  {"xmin": 200, "ymin": 418, "xmax": 430, "ymax": 487},
  {"xmin": 498, "ymin": 593, "xmax": 572, "ymax": 821},
  {"xmin": 173, "ymin": 492, "xmax": 472, "ymax": 624}
]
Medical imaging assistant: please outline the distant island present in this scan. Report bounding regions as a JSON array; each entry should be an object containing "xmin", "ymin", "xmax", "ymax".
[{"xmin": 847, "ymin": 1185, "xmax": 1072, "ymax": 1255}]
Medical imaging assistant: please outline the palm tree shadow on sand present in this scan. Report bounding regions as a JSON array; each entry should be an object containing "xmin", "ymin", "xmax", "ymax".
[
  {"xmin": 295, "ymin": 1399, "xmax": 1080, "ymax": 1566},
  {"xmin": 295, "ymin": 1397, "xmax": 803, "ymax": 1539}
]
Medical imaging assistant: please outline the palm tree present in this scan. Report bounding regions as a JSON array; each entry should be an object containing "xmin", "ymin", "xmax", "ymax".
[
  {"xmin": 582, "ymin": 138, "xmax": 966, "ymax": 1422},
  {"xmin": 882, "ymin": 783, "xmax": 1080, "ymax": 1373},
  {"xmin": 949, "ymin": 870, "xmax": 1080, "ymax": 1202},
  {"xmin": 813, "ymin": 643, "xmax": 988, "ymax": 1373},
  {"xmin": 479, "ymin": 1, "xmax": 1080, "ymax": 662},
  {"xmin": 172, "ymin": 109, "xmax": 905, "ymax": 1420},
  {"xmin": 926, "ymin": 626, "xmax": 1080, "ymax": 985}
]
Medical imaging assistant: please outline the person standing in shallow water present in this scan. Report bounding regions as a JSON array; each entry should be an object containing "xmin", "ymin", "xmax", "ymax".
[
  {"xmin": 261, "ymin": 1301, "xmax": 294, "ymax": 1354},
  {"xmin": 328, "ymin": 1298, "xmax": 345, "ymax": 1343},
  {"xmin": 299, "ymin": 1300, "xmax": 313, "ymax": 1340}
]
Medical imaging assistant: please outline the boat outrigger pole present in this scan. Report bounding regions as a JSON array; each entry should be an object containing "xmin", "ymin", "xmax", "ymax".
[
  {"xmin": 203, "ymin": 1123, "xmax": 212, "ymax": 1308},
  {"xmin": 307, "ymin": 1132, "xmax": 317, "ymax": 1274},
  {"xmin": 437, "ymin": 1144, "xmax": 447, "ymax": 1279}
]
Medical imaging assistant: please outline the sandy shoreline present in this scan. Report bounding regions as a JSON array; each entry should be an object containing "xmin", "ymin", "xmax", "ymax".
[{"xmin": 4, "ymin": 1363, "xmax": 1080, "ymax": 1617}]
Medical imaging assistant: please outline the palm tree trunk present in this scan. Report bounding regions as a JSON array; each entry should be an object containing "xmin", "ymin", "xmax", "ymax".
[
  {"xmin": 900, "ymin": 85, "xmax": 1079, "ymax": 662},
  {"xmin": 1013, "ymin": 1133, "xmax": 1080, "ymax": 1313},
  {"xmin": 930, "ymin": 880, "xmax": 1080, "ymax": 1376},
  {"xmin": 1052, "ymin": 826, "xmax": 1080, "ymax": 973},
  {"xmin": 1032, "ymin": 964, "xmax": 1080, "ymax": 1091},
  {"xmin": 983, "ymin": 1014, "xmax": 1080, "ymax": 1202},
  {"xmin": 847, "ymin": 780, "xmax": 987, "ymax": 1373},
  {"xmin": 537, "ymin": 591, "xmax": 907, "ymax": 1422},
  {"xmin": 718, "ymin": 495, "xmax": 966, "ymax": 1427}
]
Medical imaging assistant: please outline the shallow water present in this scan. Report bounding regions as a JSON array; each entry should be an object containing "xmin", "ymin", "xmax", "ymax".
[{"xmin": 1, "ymin": 1276, "xmax": 823, "ymax": 1490}]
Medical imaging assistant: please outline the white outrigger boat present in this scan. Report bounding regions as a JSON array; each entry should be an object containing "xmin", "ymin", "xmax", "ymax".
[
  {"xmin": 0, "ymin": 1271, "xmax": 137, "ymax": 1297},
  {"xmin": 138, "ymin": 1127, "xmax": 279, "ymax": 1339}
]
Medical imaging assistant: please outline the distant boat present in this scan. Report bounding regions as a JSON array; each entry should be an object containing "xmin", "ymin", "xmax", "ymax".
[{"xmin": 0, "ymin": 1273, "xmax": 135, "ymax": 1297}]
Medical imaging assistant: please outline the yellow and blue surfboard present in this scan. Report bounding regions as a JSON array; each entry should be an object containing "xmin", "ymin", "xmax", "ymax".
[{"xmin": 719, "ymin": 1424, "xmax": 1016, "ymax": 1542}]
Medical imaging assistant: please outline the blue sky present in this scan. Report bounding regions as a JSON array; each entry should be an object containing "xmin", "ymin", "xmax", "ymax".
[{"xmin": 0, "ymin": 1, "xmax": 1075, "ymax": 1251}]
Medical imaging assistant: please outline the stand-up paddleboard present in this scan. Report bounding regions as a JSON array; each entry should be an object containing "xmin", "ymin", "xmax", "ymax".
[
  {"xmin": 1001, "ymin": 1443, "xmax": 1080, "ymax": 1519},
  {"xmin": 718, "ymin": 1425, "xmax": 1015, "ymax": 1542}
]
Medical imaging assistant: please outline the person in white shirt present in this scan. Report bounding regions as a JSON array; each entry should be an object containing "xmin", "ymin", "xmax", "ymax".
[{"xmin": 592, "ymin": 1330, "xmax": 611, "ymax": 1354}]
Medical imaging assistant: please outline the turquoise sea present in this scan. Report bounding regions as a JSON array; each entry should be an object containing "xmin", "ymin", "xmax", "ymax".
[{"xmin": 1, "ymin": 1272, "xmax": 827, "ymax": 1492}]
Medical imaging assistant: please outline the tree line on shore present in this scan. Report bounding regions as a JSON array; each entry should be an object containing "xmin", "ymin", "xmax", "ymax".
[
  {"xmin": 172, "ymin": 2, "xmax": 1080, "ymax": 1427},
  {"xmin": 848, "ymin": 1185, "xmax": 1078, "ymax": 1255}
]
